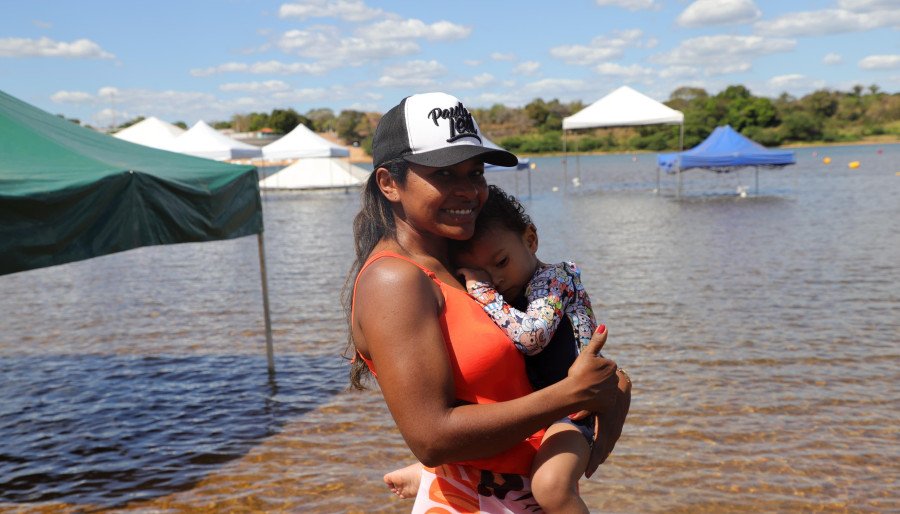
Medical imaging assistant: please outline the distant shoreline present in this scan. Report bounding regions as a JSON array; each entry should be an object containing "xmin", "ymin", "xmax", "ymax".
[{"xmin": 252, "ymin": 134, "xmax": 900, "ymax": 166}]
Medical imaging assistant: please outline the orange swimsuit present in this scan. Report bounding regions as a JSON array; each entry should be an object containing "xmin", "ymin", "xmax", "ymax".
[{"xmin": 353, "ymin": 250, "xmax": 544, "ymax": 475}]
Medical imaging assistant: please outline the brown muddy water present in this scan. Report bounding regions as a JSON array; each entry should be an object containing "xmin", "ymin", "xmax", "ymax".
[{"xmin": 1, "ymin": 144, "xmax": 898, "ymax": 513}]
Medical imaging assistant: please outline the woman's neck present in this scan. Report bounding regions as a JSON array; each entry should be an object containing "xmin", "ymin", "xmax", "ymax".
[{"xmin": 379, "ymin": 224, "xmax": 452, "ymax": 270}]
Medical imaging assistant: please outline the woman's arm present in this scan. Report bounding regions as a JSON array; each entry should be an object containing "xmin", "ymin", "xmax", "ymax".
[{"xmin": 354, "ymin": 258, "xmax": 619, "ymax": 467}]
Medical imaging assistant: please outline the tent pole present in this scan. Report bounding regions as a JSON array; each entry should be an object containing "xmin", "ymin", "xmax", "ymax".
[
  {"xmin": 656, "ymin": 165, "xmax": 660, "ymax": 195},
  {"xmin": 257, "ymin": 232, "xmax": 275, "ymax": 374},
  {"xmin": 755, "ymin": 166, "xmax": 759, "ymax": 195},
  {"xmin": 575, "ymin": 137, "xmax": 581, "ymax": 188},
  {"xmin": 677, "ymin": 157, "xmax": 682, "ymax": 199},
  {"xmin": 527, "ymin": 163, "xmax": 532, "ymax": 199},
  {"xmin": 562, "ymin": 130, "xmax": 568, "ymax": 193}
]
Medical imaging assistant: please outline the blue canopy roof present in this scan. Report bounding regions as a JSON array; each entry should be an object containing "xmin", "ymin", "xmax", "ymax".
[{"xmin": 658, "ymin": 125, "xmax": 795, "ymax": 174}]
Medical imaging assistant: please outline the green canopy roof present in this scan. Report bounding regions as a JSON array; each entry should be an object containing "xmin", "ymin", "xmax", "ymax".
[{"xmin": 0, "ymin": 90, "xmax": 263, "ymax": 275}]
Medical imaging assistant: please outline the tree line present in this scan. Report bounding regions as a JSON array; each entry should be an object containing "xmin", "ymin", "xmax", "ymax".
[{"xmin": 113, "ymin": 84, "xmax": 899, "ymax": 155}]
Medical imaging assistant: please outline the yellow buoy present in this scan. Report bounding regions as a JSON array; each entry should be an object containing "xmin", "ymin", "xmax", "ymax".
[
  {"xmin": 822, "ymin": 157, "xmax": 831, "ymax": 164},
  {"xmin": 848, "ymin": 161, "xmax": 860, "ymax": 169}
]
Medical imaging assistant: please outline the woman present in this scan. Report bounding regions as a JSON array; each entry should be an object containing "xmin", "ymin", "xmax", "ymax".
[{"xmin": 346, "ymin": 92, "xmax": 630, "ymax": 512}]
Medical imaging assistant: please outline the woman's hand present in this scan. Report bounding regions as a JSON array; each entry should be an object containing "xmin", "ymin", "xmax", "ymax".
[
  {"xmin": 566, "ymin": 325, "xmax": 620, "ymax": 413},
  {"xmin": 585, "ymin": 367, "xmax": 631, "ymax": 478}
]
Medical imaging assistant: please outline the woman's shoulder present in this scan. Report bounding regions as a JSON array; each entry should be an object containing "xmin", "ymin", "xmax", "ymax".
[{"xmin": 356, "ymin": 250, "xmax": 442, "ymax": 304}]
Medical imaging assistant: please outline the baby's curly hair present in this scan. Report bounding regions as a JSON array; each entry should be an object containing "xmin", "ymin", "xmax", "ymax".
[{"xmin": 451, "ymin": 185, "xmax": 532, "ymax": 255}]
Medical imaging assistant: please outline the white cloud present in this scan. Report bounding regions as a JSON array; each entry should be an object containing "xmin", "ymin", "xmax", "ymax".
[
  {"xmin": 514, "ymin": 61, "xmax": 541, "ymax": 76},
  {"xmin": 595, "ymin": 62, "xmax": 656, "ymax": 79},
  {"xmin": 278, "ymin": 26, "xmax": 419, "ymax": 65},
  {"xmin": 278, "ymin": 0, "xmax": 383, "ymax": 21},
  {"xmin": 837, "ymin": 0, "xmax": 900, "ymax": 12},
  {"xmin": 358, "ymin": 19, "xmax": 471, "ymax": 41},
  {"xmin": 191, "ymin": 60, "xmax": 329, "ymax": 77},
  {"xmin": 822, "ymin": 53, "xmax": 843, "ymax": 65},
  {"xmin": 550, "ymin": 30, "xmax": 647, "ymax": 65},
  {"xmin": 756, "ymin": 7, "xmax": 900, "ymax": 37},
  {"xmin": 768, "ymin": 74, "xmax": 807, "ymax": 88},
  {"xmin": 50, "ymin": 87, "xmax": 226, "ymax": 126},
  {"xmin": 859, "ymin": 54, "xmax": 900, "ymax": 69},
  {"xmin": 0, "ymin": 37, "xmax": 114, "ymax": 59},
  {"xmin": 32, "ymin": 20, "xmax": 52, "ymax": 29},
  {"xmin": 451, "ymin": 73, "xmax": 496, "ymax": 90},
  {"xmin": 464, "ymin": 59, "xmax": 481, "ymax": 66},
  {"xmin": 595, "ymin": 0, "xmax": 661, "ymax": 11},
  {"xmin": 659, "ymin": 66, "xmax": 700, "ymax": 79},
  {"xmin": 219, "ymin": 80, "xmax": 292, "ymax": 92},
  {"xmin": 677, "ymin": 0, "xmax": 761, "ymax": 27},
  {"xmin": 522, "ymin": 78, "xmax": 594, "ymax": 98},
  {"xmin": 375, "ymin": 59, "xmax": 447, "ymax": 87},
  {"xmin": 491, "ymin": 52, "xmax": 516, "ymax": 61},
  {"xmin": 652, "ymin": 35, "xmax": 795, "ymax": 74},
  {"xmin": 761, "ymin": 74, "xmax": 827, "ymax": 96},
  {"xmin": 50, "ymin": 90, "xmax": 94, "ymax": 103}
]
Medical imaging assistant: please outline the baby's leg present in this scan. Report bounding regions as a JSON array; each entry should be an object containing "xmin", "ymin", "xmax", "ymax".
[
  {"xmin": 530, "ymin": 421, "xmax": 591, "ymax": 514},
  {"xmin": 383, "ymin": 462, "xmax": 424, "ymax": 499}
]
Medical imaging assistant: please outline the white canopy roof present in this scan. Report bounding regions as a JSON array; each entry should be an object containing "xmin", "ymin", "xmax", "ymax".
[
  {"xmin": 262, "ymin": 124, "xmax": 349, "ymax": 161},
  {"xmin": 163, "ymin": 121, "xmax": 262, "ymax": 161},
  {"xmin": 113, "ymin": 116, "xmax": 185, "ymax": 150},
  {"xmin": 562, "ymin": 86, "xmax": 683, "ymax": 130},
  {"xmin": 259, "ymin": 158, "xmax": 369, "ymax": 190}
]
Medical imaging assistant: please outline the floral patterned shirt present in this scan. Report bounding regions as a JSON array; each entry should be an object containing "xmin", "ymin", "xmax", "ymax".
[{"xmin": 467, "ymin": 262, "xmax": 597, "ymax": 356}]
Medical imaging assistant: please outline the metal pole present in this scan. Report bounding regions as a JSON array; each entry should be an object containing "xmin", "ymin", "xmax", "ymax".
[
  {"xmin": 755, "ymin": 166, "xmax": 759, "ymax": 195},
  {"xmin": 677, "ymin": 157, "xmax": 682, "ymax": 199},
  {"xmin": 257, "ymin": 232, "xmax": 275, "ymax": 374},
  {"xmin": 527, "ymin": 163, "xmax": 532, "ymax": 199},
  {"xmin": 656, "ymin": 165, "xmax": 660, "ymax": 195},
  {"xmin": 514, "ymin": 164, "xmax": 519, "ymax": 197},
  {"xmin": 562, "ymin": 129, "xmax": 568, "ymax": 192}
]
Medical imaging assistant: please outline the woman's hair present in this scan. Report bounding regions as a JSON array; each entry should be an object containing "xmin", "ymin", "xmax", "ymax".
[
  {"xmin": 450, "ymin": 185, "xmax": 532, "ymax": 256},
  {"xmin": 341, "ymin": 159, "xmax": 408, "ymax": 390}
]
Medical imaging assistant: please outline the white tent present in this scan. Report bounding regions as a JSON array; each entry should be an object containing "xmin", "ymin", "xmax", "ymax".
[
  {"xmin": 163, "ymin": 121, "xmax": 262, "ymax": 161},
  {"xmin": 563, "ymin": 85, "xmax": 683, "ymax": 130},
  {"xmin": 259, "ymin": 158, "xmax": 369, "ymax": 190},
  {"xmin": 561, "ymin": 86, "xmax": 684, "ymax": 192},
  {"xmin": 261, "ymin": 124, "xmax": 349, "ymax": 161},
  {"xmin": 113, "ymin": 116, "xmax": 185, "ymax": 150}
]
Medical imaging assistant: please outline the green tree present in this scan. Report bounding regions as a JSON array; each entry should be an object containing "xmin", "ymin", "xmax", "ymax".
[
  {"xmin": 335, "ymin": 110, "xmax": 368, "ymax": 143},
  {"xmin": 305, "ymin": 108, "xmax": 336, "ymax": 132},
  {"xmin": 269, "ymin": 108, "xmax": 310, "ymax": 134},
  {"xmin": 116, "ymin": 116, "xmax": 145, "ymax": 130}
]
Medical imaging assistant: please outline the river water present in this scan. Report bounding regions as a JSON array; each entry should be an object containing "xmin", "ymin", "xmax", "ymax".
[{"xmin": 1, "ymin": 144, "xmax": 897, "ymax": 513}]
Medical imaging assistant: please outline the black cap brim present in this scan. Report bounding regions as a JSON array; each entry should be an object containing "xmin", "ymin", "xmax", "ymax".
[{"xmin": 404, "ymin": 145, "xmax": 518, "ymax": 168}]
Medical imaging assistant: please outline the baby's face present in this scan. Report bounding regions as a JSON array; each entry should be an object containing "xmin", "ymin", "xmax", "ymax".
[{"xmin": 455, "ymin": 225, "xmax": 538, "ymax": 301}]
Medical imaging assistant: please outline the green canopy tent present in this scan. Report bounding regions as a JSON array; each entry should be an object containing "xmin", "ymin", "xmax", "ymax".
[{"xmin": 0, "ymin": 90, "xmax": 275, "ymax": 371}]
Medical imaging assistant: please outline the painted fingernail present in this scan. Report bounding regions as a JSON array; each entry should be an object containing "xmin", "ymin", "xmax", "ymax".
[{"xmin": 596, "ymin": 324, "xmax": 606, "ymax": 334}]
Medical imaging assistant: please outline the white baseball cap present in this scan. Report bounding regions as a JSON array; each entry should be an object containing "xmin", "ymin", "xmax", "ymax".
[{"xmin": 372, "ymin": 92, "xmax": 518, "ymax": 169}]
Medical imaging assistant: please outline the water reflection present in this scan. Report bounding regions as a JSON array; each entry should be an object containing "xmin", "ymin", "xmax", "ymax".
[{"xmin": 0, "ymin": 353, "xmax": 344, "ymax": 507}]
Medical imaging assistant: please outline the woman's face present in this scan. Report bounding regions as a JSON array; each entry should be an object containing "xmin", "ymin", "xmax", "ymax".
[{"xmin": 395, "ymin": 158, "xmax": 488, "ymax": 241}]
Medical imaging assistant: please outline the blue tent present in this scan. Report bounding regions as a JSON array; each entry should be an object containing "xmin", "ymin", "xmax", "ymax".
[{"xmin": 658, "ymin": 125, "xmax": 795, "ymax": 174}]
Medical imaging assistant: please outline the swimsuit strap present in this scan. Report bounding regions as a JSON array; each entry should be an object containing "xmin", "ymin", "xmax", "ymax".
[
  {"xmin": 357, "ymin": 249, "xmax": 438, "ymax": 281},
  {"xmin": 351, "ymin": 250, "xmax": 440, "ymax": 372}
]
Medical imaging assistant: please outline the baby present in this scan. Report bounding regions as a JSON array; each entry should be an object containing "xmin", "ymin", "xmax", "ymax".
[{"xmin": 385, "ymin": 185, "xmax": 600, "ymax": 514}]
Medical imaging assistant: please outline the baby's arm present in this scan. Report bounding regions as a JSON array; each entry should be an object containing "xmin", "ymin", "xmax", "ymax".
[{"xmin": 464, "ymin": 265, "xmax": 576, "ymax": 356}]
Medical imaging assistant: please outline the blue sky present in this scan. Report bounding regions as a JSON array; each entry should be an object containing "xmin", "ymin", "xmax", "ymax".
[{"xmin": 2, "ymin": 0, "xmax": 898, "ymax": 128}]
